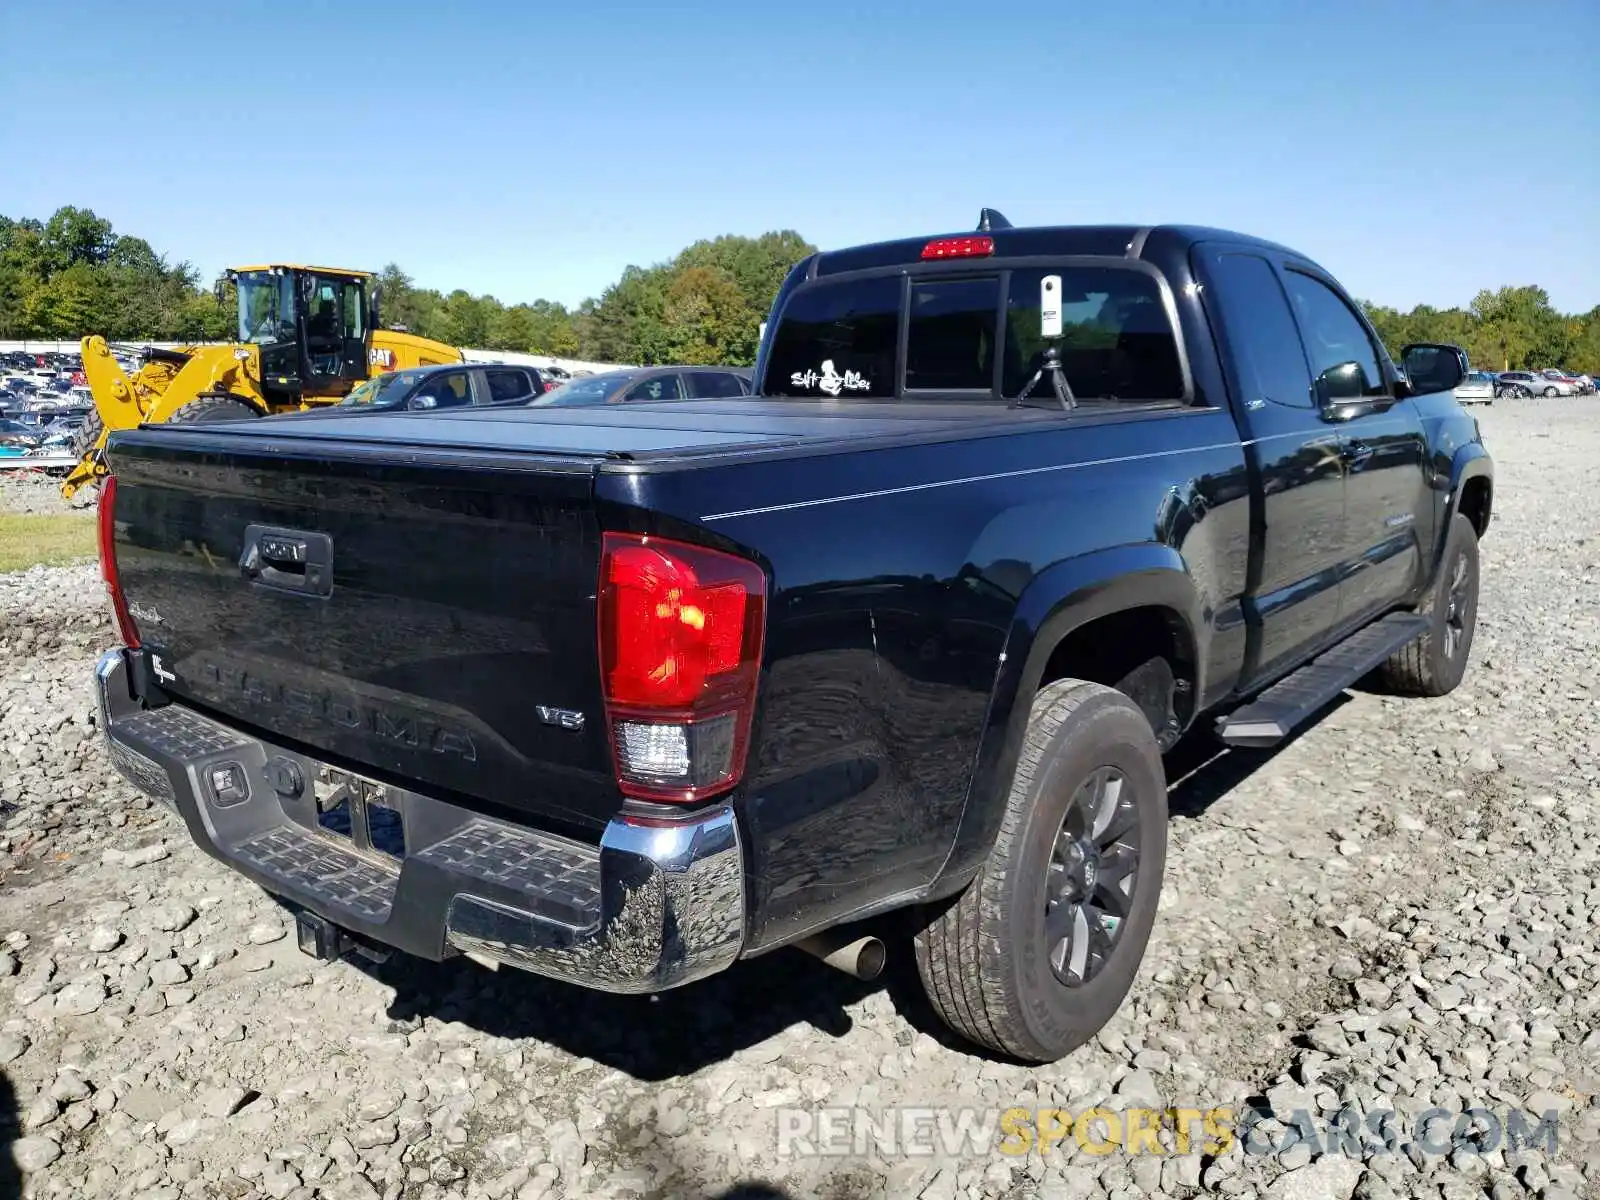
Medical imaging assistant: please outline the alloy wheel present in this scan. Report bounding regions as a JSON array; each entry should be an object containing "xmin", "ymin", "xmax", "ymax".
[
  {"xmin": 1443, "ymin": 550, "xmax": 1472, "ymax": 660},
  {"xmin": 1044, "ymin": 766, "xmax": 1141, "ymax": 986}
]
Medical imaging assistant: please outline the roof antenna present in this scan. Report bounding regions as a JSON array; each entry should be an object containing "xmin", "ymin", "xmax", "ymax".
[{"xmin": 976, "ymin": 208, "xmax": 1012, "ymax": 232}]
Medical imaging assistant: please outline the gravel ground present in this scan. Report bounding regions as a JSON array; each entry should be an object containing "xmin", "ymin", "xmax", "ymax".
[
  {"xmin": 2, "ymin": 399, "xmax": 1598, "ymax": 1200},
  {"xmin": 0, "ymin": 472, "xmax": 78, "ymax": 516}
]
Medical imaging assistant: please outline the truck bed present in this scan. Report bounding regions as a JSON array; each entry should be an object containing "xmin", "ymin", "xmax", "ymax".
[{"xmin": 149, "ymin": 398, "xmax": 1069, "ymax": 465}]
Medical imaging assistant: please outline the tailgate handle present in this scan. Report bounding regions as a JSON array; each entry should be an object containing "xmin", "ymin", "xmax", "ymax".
[{"xmin": 240, "ymin": 525, "xmax": 334, "ymax": 598}]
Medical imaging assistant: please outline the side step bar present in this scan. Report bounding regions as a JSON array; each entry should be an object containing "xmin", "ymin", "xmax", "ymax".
[{"xmin": 1216, "ymin": 613, "xmax": 1429, "ymax": 749}]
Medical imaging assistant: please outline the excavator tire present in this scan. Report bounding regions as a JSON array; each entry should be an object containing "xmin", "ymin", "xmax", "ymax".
[
  {"xmin": 167, "ymin": 394, "xmax": 263, "ymax": 425},
  {"xmin": 71, "ymin": 407, "xmax": 104, "ymax": 461}
]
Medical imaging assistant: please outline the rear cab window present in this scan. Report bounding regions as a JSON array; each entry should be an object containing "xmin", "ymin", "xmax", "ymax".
[{"xmin": 761, "ymin": 260, "xmax": 1189, "ymax": 406}]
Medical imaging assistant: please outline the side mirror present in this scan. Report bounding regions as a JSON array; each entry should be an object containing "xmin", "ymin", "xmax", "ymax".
[
  {"xmin": 1400, "ymin": 342, "xmax": 1467, "ymax": 395},
  {"xmin": 411, "ymin": 394, "xmax": 437, "ymax": 410},
  {"xmin": 369, "ymin": 281, "xmax": 382, "ymax": 332},
  {"xmin": 1314, "ymin": 360, "xmax": 1368, "ymax": 404}
]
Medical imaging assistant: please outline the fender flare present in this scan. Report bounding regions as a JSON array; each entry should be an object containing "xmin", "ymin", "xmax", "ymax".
[
  {"xmin": 1439, "ymin": 446, "xmax": 1493, "ymax": 559},
  {"xmin": 927, "ymin": 543, "xmax": 1204, "ymax": 895}
]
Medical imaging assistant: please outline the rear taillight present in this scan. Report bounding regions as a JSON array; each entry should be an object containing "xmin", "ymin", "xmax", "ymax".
[
  {"xmin": 597, "ymin": 532, "xmax": 766, "ymax": 803},
  {"xmin": 98, "ymin": 476, "xmax": 140, "ymax": 649}
]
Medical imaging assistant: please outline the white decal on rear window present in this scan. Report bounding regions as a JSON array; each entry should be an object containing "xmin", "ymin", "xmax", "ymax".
[{"xmin": 791, "ymin": 359, "xmax": 870, "ymax": 396}]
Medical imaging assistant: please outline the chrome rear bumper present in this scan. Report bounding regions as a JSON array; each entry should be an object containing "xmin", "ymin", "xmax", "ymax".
[{"xmin": 95, "ymin": 649, "xmax": 746, "ymax": 992}]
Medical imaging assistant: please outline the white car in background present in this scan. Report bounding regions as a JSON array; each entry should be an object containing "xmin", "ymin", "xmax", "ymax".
[{"xmin": 1453, "ymin": 371, "xmax": 1496, "ymax": 405}]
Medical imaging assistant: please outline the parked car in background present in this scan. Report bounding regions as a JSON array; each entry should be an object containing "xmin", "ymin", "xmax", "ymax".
[
  {"xmin": 1496, "ymin": 371, "xmax": 1550, "ymax": 397},
  {"xmin": 1541, "ymin": 368, "xmax": 1593, "ymax": 395},
  {"xmin": 1531, "ymin": 370, "xmax": 1578, "ymax": 397},
  {"xmin": 531, "ymin": 365, "xmax": 753, "ymax": 406},
  {"xmin": 1454, "ymin": 371, "xmax": 1496, "ymax": 405},
  {"xmin": 339, "ymin": 363, "xmax": 552, "ymax": 411},
  {"xmin": 0, "ymin": 418, "xmax": 40, "ymax": 447}
]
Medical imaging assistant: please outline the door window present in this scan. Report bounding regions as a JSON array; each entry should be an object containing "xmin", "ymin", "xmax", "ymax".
[
  {"xmin": 484, "ymin": 369, "xmax": 535, "ymax": 403},
  {"xmin": 343, "ymin": 283, "xmax": 365, "ymax": 339},
  {"xmin": 1282, "ymin": 270, "xmax": 1387, "ymax": 401},
  {"xmin": 305, "ymin": 281, "xmax": 340, "ymax": 343},
  {"xmin": 1205, "ymin": 252, "xmax": 1314, "ymax": 408},
  {"xmin": 410, "ymin": 371, "xmax": 471, "ymax": 409},
  {"xmin": 624, "ymin": 374, "xmax": 683, "ymax": 401},
  {"xmin": 687, "ymin": 371, "xmax": 747, "ymax": 398}
]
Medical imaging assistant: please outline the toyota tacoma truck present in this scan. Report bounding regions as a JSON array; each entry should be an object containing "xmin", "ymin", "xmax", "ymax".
[{"xmin": 91, "ymin": 215, "xmax": 1492, "ymax": 1063}]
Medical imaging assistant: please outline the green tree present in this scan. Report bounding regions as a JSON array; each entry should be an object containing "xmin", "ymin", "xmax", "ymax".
[
  {"xmin": 41, "ymin": 206, "xmax": 114, "ymax": 273},
  {"xmin": 438, "ymin": 290, "xmax": 494, "ymax": 348},
  {"xmin": 1470, "ymin": 286, "xmax": 1566, "ymax": 371},
  {"xmin": 662, "ymin": 266, "xmax": 748, "ymax": 364},
  {"xmin": 488, "ymin": 304, "xmax": 536, "ymax": 352},
  {"xmin": 4, "ymin": 205, "xmax": 1595, "ymax": 379}
]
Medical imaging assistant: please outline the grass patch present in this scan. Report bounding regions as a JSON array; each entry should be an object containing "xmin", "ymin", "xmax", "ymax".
[{"xmin": 0, "ymin": 512, "xmax": 98, "ymax": 572}]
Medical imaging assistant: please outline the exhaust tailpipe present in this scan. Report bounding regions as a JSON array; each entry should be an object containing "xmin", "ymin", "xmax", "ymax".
[{"xmin": 795, "ymin": 930, "xmax": 887, "ymax": 981}]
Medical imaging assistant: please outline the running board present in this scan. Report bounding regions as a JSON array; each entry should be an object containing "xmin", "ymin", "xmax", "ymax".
[{"xmin": 1216, "ymin": 613, "xmax": 1429, "ymax": 749}]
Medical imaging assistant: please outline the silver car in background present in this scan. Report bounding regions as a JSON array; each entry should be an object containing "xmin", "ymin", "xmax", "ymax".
[
  {"xmin": 1454, "ymin": 371, "xmax": 1496, "ymax": 405},
  {"xmin": 1541, "ymin": 369, "xmax": 1593, "ymax": 395},
  {"xmin": 1497, "ymin": 370, "xmax": 1570, "ymax": 397}
]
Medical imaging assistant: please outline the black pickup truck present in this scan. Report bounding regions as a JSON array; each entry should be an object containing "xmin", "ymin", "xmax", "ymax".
[{"xmin": 92, "ymin": 216, "xmax": 1492, "ymax": 1063}]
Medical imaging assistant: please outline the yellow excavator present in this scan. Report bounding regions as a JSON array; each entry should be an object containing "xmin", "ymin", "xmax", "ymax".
[{"xmin": 61, "ymin": 263, "xmax": 464, "ymax": 501}]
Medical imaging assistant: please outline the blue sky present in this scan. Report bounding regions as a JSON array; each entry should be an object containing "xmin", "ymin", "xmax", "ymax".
[{"xmin": 3, "ymin": 0, "xmax": 1596, "ymax": 313}]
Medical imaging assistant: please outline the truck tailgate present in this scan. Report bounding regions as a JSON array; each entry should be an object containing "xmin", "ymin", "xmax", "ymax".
[{"xmin": 108, "ymin": 436, "xmax": 621, "ymax": 834}]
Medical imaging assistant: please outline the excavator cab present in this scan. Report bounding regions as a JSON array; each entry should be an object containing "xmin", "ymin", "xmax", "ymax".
[{"xmin": 224, "ymin": 265, "xmax": 374, "ymax": 401}]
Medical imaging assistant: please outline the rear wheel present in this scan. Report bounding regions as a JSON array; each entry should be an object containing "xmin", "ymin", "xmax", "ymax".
[
  {"xmin": 913, "ymin": 679, "xmax": 1167, "ymax": 1062},
  {"xmin": 1381, "ymin": 513, "xmax": 1479, "ymax": 697},
  {"xmin": 167, "ymin": 394, "xmax": 262, "ymax": 425}
]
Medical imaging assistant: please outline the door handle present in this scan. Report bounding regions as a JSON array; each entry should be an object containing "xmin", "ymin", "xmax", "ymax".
[{"xmin": 1340, "ymin": 440, "xmax": 1373, "ymax": 467}]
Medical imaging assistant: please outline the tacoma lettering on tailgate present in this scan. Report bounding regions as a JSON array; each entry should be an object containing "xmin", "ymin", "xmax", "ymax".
[{"xmin": 199, "ymin": 661, "xmax": 479, "ymax": 762}]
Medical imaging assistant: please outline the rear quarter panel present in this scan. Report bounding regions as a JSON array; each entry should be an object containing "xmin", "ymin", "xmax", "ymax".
[{"xmin": 601, "ymin": 406, "xmax": 1251, "ymax": 952}]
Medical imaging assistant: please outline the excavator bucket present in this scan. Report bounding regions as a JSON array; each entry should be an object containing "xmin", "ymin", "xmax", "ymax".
[
  {"xmin": 61, "ymin": 337, "xmax": 257, "ymax": 502},
  {"xmin": 61, "ymin": 337, "xmax": 143, "ymax": 502}
]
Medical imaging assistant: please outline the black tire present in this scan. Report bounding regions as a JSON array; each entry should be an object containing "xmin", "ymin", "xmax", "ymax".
[
  {"xmin": 1380, "ymin": 512, "xmax": 1479, "ymax": 697},
  {"xmin": 167, "ymin": 394, "xmax": 262, "ymax": 425},
  {"xmin": 71, "ymin": 406, "xmax": 103, "ymax": 460},
  {"xmin": 913, "ymin": 679, "xmax": 1168, "ymax": 1062}
]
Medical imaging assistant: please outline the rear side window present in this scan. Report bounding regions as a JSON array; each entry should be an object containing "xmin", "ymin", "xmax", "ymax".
[
  {"xmin": 763, "ymin": 275, "xmax": 899, "ymax": 397},
  {"xmin": 687, "ymin": 371, "xmax": 747, "ymax": 398},
  {"xmin": 625, "ymin": 374, "xmax": 683, "ymax": 401},
  {"xmin": 484, "ymin": 368, "xmax": 536, "ymax": 403},
  {"xmin": 1003, "ymin": 268, "xmax": 1184, "ymax": 402},
  {"xmin": 905, "ymin": 277, "xmax": 999, "ymax": 390}
]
